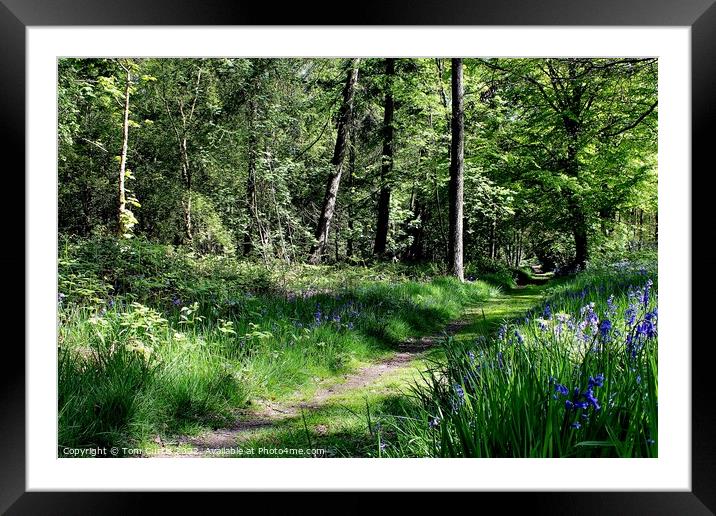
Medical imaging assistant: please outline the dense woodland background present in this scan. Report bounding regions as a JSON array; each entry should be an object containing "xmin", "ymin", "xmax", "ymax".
[{"xmin": 58, "ymin": 58, "xmax": 657, "ymax": 272}]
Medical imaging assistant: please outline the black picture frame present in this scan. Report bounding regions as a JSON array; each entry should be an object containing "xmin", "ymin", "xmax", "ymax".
[{"xmin": 2, "ymin": 0, "xmax": 713, "ymax": 513}]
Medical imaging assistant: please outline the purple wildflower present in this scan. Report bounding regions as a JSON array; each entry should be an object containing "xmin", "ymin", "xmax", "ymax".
[
  {"xmin": 625, "ymin": 305, "xmax": 637, "ymax": 326},
  {"xmin": 497, "ymin": 325, "xmax": 507, "ymax": 340},
  {"xmin": 554, "ymin": 383, "xmax": 569, "ymax": 397}
]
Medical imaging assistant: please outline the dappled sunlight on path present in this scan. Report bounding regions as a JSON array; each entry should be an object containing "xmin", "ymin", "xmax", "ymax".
[{"xmin": 151, "ymin": 282, "xmax": 551, "ymax": 458}]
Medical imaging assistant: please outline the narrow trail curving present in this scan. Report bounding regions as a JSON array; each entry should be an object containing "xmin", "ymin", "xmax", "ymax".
[{"xmin": 151, "ymin": 283, "xmax": 550, "ymax": 457}]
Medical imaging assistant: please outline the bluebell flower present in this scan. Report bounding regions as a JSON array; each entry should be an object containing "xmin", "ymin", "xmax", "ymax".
[
  {"xmin": 644, "ymin": 309, "xmax": 658, "ymax": 331},
  {"xmin": 571, "ymin": 422, "xmax": 581, "ymax": 429},
  {"xmin": 453, "ymin": 383, "xmax": 465, "ymax": 401},
  {"xmin": 625, "ymin": 305, "xmax": 637, "ymax": 326},
  {"xmin": 584, "ymin": 387, "xmax": 601, "ymax": 411},
  {"xmin": 514, "ymin": 330, "xmax": 524, "ymax": 345},
  {"xmin": 554, "ymin": 383, "xmax": 569, "ymax": 397},
  {"xmin": 580, "ymin": 302, "xmax": 599, "ymax": 335},
  {"xmin": 543, "ymin": 304, "xmax": 552, "ymax": 320},
  {"xmin": 599, "ymin": 319, "xmax": 612, "ymax": 338},
  {"xmin": 451, "ymin": 383, "xmax": 465, "ymax": 413},
  {"xmin": 497, "ymin": 325, "xmax": 507, "ymax": 340},
  {"xmin": 641, "ymin": 279, "xmax": 653, "ymax": 306},
  {"xmin": 588, "ymin": 373, "xmax": 605, "ymax": 389},
  {"xmin": 636, "ymin": 319, "xmax": 657, "ymax": 339},
  {"xmin": 428, "ymin": 416, "xmax": 440, "ymax": 429},
  {"xmin": 626, "ymin": 333, "xmax": 639, "ymax": 358},
  {"xmin": 606, "ymin": 294, "xmax": 616, "ymax": 315}
]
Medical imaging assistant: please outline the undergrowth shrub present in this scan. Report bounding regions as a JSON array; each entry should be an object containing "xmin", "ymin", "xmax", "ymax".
[{"xmin": 465, "ymin": 257, "xmax": 518, "ymax": 289}]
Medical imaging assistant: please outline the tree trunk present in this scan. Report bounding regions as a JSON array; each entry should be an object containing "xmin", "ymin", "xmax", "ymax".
[
  {"xmin": 435, "ymin": 58, "xmax": 452, "ymax": 158},
  {"xmin": 564, "ymin": 126, "xmax": 587, "ymax": 269},
  {"xmin": 180, "ymin": 136, "xmax": 192, "ymax": 244},
  {"xmin": 406, "ymin": 199, "xmax": 425, "ymax": 261},
  {"xmin": 244, "ymin": 99, "xmax": 259, "ymax": 255},
  {"xmin": 309, "ymin": 58, "xmax": 360, "ymax": 265},
  {"xmin": 448, "ymin": 58, "xmax": 465, "ymax": 281},
  {"xmin": 374, "ymin": 58, "xmax": 395, "ymax": 256},
  {"xmin": 117, "ymin": 64, "xmax": 131, "ymax": 236},
  {"xmin": 572, "ymin": 202, "xmax": 588, "ymax": 270},
  {"xmin": 489, "ymin": 217, "xmax": 497, "ymax": 259},
  {"xmin": 638, "ymin": 209, "xmax": 644, "ymax": 250},
  {"xmin": 335, "ymin": 218, "xmax": 340, "ymax": 262},
  {"xmin": 346, "ymin": 128, "xmax": 356, "ymax": 258}
]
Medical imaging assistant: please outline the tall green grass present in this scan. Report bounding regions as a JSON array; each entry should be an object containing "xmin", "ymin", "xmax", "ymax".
[
  {"xmin": 380, "ymin": 262, "xmax": 658, "ymax": 458},
  {"xmin": 58, "ymin": 237, "xmax": 492, "ymax": 454}
]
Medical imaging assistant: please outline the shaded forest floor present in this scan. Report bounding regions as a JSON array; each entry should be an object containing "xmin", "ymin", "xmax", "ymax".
[{"xmin": 149, "ymin": 283, "xmax": 550, "ymax": 458}]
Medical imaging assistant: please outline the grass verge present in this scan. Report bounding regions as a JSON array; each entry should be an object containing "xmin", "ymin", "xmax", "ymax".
[{"xmin": 58, "ymin": 238, "xmax": 495, "ymax": 454}]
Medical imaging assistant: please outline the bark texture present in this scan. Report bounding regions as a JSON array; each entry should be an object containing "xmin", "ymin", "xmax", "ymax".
[
  {"xmin": 448, "ymin": 58, "xmax": 464, "ymax": 281},
  {"xmin": 374, "ymin": 58, "xmax": 395, "ymax": 256},
  {"xmin": 309, "ymin": 59, "xmax": 360, "ymax": 264}
]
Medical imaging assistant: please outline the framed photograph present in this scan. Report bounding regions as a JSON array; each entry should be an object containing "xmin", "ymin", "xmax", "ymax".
[{"xmin": 4, "ymin": 0, "xmax": 713, "ymax": 512}]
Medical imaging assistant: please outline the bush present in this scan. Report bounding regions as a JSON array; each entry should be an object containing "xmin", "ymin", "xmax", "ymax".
[{"xmin": 465, "ymin": 257, "xmax": 517, "ymax": 289}]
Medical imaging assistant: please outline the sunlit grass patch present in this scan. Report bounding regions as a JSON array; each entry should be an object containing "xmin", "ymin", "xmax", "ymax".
[
  {"xmin": 58, "ymin": 238, "xmax": 493, "ymax": 452},
  {"xmin": 381, "ymin": 262, "xmax": 658, "ymax": 458}
]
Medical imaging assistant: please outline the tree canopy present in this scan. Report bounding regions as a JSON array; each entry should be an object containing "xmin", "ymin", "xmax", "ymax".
[{"xmin": 58, "ymin": 57, "xmax": 657, "ymax": 271}]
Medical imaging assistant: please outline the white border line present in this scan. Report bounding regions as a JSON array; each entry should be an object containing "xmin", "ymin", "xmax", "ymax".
[{"xmin": 27, "ymin": 26, "xmax": 690, "ymax": 491}]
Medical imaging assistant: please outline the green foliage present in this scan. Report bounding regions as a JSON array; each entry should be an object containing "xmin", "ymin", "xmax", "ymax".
[
  {"xmin": 188, "ymin": 193, "xmax": 236, "ymax": 255},
  {"xmin": 58, "ymin": 237, "xmax": 493, "ymax": 451},
  {"xmin": 58, "ymin": 57, "xmax": 657, "ymax": 270},
  {"xmin": 58, "ymin": 325, "xmax": 157, "ymax": 451},
  {"xmin": 57, "ymin": 57, "xmax": 658, "ymax": 457},
  {"xmin": 381, "ymin": 263, "xmax": 658, "ymax": 457}
]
